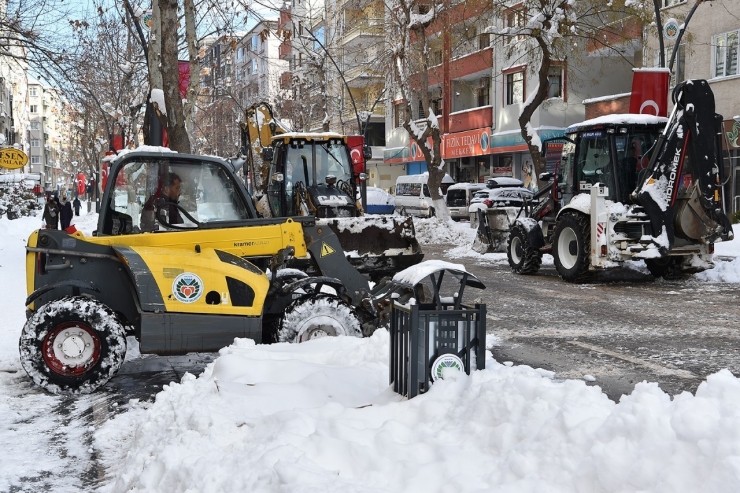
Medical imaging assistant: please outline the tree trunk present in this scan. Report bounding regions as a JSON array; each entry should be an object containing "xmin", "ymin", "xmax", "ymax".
[
  {"xmin": 144, "ymin": 0, "xmax": 164, "ymax": 146},
  {"xmin": 160, "ymin": 0, "xmax": 190, "ymax": 153},
  {"xmin": 182, "ymin": 0, "xmax": 199, "ymax": 144},
  {"xmin": 518, "ymin": 37, "xmax": 552, "ymax": 185}
]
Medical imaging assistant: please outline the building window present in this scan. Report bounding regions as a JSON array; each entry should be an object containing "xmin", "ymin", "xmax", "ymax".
[
  {"xmin": 547, "ymin": 66, "xmax": 563, "ymax": 98},
  {"xmin": 251, "ymin": 36, "xmax": 259, "ymax": 51},
  {"xmin": 31, "ymin": 139, "xmax": 40, "ymax": 147},
  {"xmin": 31, "ymin": 156, "xmax": 41, "ymax": 164},
  {"xmin": 479, "ymin": 32, "xmax": 491, "ymax": 50},
  {"xmin": 506, "ymin": 70, "xmax": 524, "ymax": 105},
  {"xmin": 30, "ymin": 87, "xmax": 38, "ymax": 97},
  {"xmin": 505, "ymin": 6, "xmax": 526, "ymax": 44},
  {"xmin": 30, "ymin": 121, "xmax": 40, "ymax": 130},
  {"xmin": 418, "ymin": 100, "xmax": 424, "ymax": 120},
  {"xmin": 431, "ymin": 98, "xmax": 442, "ymax": 116},
  {"xmin": 237, "ymin": 47, "xmax": 244, "ymax": 60},
  {"xmin": 30, "ymin": 105, "xmax": 38, "ymax": 113},
  {"xmin": 477, "ymin": 78, "xmax": 490, "ymax": 106},
  {"xmin": 713, "ymin": 30, "xmax": 739, "ymax": 78}
]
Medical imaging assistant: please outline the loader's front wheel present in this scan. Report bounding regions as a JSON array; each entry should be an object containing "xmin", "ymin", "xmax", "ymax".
[
  {"xmin": 278, "ymin": 294, "xmax": 362, "ymax": 343},
  {"xmin": 19, "ymin": 296, "xmax": 127, "ymax": 395},
  {"xmin": 553, "ymin": 213, "xmax": 592, "ymax": 283},
  {"xmin": 507, "ymin": 223, "xmax": 542, "ymax": 275}
]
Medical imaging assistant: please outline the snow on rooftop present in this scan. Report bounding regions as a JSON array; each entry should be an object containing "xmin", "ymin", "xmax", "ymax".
[{"xmin": 567, "ymin": 114, "xmax": 669, "ymax": 132}]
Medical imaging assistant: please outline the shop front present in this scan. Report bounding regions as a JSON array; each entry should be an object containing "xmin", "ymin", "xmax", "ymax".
[{"xmin": 442, "ymin": 127, "xmax": 565, "ymax": 191}]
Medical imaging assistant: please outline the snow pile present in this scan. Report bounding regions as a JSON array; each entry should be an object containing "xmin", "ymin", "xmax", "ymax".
[
  {"xmin": 95, "ymin": 333, "xmax": 740, "ymax": 492},
  {"xmin": 412, "ymin": 217, "xmax": 477, "ymax": 245},
  {"xmin": 0, "ymin": 184, "xmax": 41, "ymax": 220}
]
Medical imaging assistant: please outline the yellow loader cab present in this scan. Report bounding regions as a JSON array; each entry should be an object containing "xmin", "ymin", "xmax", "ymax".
[{"xmin": 21, "ymin": 150, "xmax": 377, "ymax": 395}]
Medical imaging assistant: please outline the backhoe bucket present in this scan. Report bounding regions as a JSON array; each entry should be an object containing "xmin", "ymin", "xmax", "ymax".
[
  {"xmin": 472, "ymin": 208, "xmax": 518, "ymax": 254},
  {"xmin": 320, "ymin": 216, "xmax": 424, "ymax": 281}
]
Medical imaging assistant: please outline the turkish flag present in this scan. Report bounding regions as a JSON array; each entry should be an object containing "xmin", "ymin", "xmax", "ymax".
[
  {"xmin": 101, "ymin": 163, "xmax": 109, "ymax": 190},
  {"xmin": 629, "ymin": 69, "xmax": 670, "ymax": 117},
  {"xmin": 76, "ymin": 173, "xmax": 86, "ymax": 195},
  {"xmin": 346, "ymin": 135, "xmax": 366, "ymax": 176},
  {"xmin": 178, "ymin": 61, "xmax": 190, "ymax": 99}
]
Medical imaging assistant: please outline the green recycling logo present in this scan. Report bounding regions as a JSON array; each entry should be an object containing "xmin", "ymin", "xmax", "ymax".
[
  {"xmin": 172, "ymin": 273, "xmax": 203, "ymax": 303},
  {"xmin": 431, "ymin": 354, "xmax": 464, "ymax": 381}
]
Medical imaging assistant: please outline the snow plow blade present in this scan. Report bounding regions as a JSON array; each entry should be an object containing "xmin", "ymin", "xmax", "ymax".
[
  {"xmin": 472, "ymin": 208, "xmax": 518, "ymax": 254},
  {"xmin": 320, "ymin": 216, "xmax": 424, "ymax": 281}
]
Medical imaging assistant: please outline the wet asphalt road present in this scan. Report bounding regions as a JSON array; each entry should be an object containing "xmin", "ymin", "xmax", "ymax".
[{"xmin": 421, "ymin": 242, "xmax": 740, "ymax": 402}]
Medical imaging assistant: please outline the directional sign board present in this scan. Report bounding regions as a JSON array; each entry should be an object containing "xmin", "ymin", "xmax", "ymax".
[{"xmin": 0, "ymin": 148, "xmax": 28, "ymax": 170}]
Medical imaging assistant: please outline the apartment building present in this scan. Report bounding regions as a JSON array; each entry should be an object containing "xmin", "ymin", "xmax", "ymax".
[
  {"xmin": 382, "ymin": 4, "xmax": 640, "ymax": 192},
  {"xmin": 27, "ymin": 80, "xmax": 68, "ymax": 192}
]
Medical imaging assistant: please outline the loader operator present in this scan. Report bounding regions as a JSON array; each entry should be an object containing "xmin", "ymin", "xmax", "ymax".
[
  {"xmin": 140, "ymin": 171, "xmax": 184, "ymax": 230},
  {"xmin": 161, "ymin": 172, "xmax": 184, "ymax": 224}
]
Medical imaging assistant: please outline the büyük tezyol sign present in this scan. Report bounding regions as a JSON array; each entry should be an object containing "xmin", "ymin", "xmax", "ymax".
[{"xmin": 0, "ymin": 148, "xmax": 28, "ymax": 170}]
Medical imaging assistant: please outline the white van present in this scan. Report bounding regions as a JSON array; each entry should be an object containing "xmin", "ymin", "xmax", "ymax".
[
  {"xmin": 394, "ymin": 172, "xmax": 454, "ymax": 217},
  {"xmin": 445, "ymin": 183, "xmax": 487, "ymax": 220}
]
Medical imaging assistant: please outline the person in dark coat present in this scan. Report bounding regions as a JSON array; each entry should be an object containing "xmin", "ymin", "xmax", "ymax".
[
  {"xmin": 161, "ymin": 172, "xmax": 183, "ymax": 224},
  {"xmin": 42, "ymin": 195, "xmax": 60, "ymax": 229},
  {"xmin": 73, "ymin": 196, "xmax": 81, "ymax": 216},
  {"xmin": 60, "ymin": 195, "xmax": 73, "ymax": 230}
]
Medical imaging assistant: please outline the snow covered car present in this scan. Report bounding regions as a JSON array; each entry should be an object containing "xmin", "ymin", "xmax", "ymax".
[
  {"xmin": 468, "ymin": 187, "xmax": 534, "ymax": 213},
  {"xmin": 364, "ymin": 186, "xmax": 395, "ymax": 215}
]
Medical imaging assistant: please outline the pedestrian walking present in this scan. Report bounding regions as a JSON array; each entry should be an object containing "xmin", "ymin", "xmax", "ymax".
[
  {"xmin": 73, "ymin": 196, "xmax": 81, "ymax": 216},
  {"xmin": 60, "ymin": 195, "xmax": 73, "ymax": 230},
  {"xmin": 42, "ymin": 195, "xmax": 60, "ymax": 230}
]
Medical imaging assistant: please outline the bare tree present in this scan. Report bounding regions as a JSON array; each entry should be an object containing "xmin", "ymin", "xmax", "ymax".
[{"xmin": 489, "ymin": 0, "xmax": 650, "ymax": 179}]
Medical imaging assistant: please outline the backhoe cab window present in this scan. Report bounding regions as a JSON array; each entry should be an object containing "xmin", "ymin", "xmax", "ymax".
[
  {"xmin": 576, "ymin": 131, "xmax": 616, "ymax": 200},
  {"xmin": 105, "ymin": 158, "xmax": 248, "ymax": 235}
]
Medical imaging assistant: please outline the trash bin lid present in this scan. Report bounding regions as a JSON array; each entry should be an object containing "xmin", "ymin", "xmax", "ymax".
[{"xmin": 391, "ymin": 260, "xmax": 485, "ymax": 289}]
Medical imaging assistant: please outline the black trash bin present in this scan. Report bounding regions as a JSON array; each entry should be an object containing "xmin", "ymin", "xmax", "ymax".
[{"xmin": 387, "ymin": 265, "xmax": 487, "ymax": 399}]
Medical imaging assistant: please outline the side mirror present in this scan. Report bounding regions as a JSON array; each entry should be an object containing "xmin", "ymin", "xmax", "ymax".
[
  {"xmin": 359, "ymin": 172, "xmax": 367, "ymax": 182},
  {"xmin": 363, "ymin": 145, "xmax": 372, "ymax": 160},
  {"xmin": 262, "ymin": 147, "xmax": 274, "ymax": 161}
]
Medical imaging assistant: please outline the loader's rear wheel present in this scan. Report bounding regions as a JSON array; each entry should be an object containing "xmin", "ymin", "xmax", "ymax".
[
  {"xmin": 553, "ymin": 213, "xmax": 592, "ymax": 283},
  {"xmin": 19, "ymin": 296, "xmax": 127, "ymax": 395},
  {"xmin": 278, "ymin": 294, "xmax": 362, "ymax": 343},
  {"xmin": 507, "ymin": 223, "xmax": 542, "ymax": 275}
]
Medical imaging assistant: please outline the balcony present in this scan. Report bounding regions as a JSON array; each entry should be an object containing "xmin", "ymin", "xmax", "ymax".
[
  {"xmin": 421, "ymin": 47, "xmax": 493, "ymax": 87},
  {"xmin": 340, "ymin": 19, "xmax": 384, "ymax": 46},
  {"xmin": 279, "ymin": 39, "xmax": 292, "ymax": 60},
  {"xmin": 344, "ymin": 65, "xmax": 383, "ymax": 88},
  {"xmin": 448, "ymin": 106, "xmax": 492, "ymax": 134}
]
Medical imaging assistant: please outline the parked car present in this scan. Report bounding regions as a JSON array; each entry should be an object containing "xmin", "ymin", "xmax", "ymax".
[
  {"xmin": 445, "ymin": 183, "xmax": 487, "ymax": 220},
  {"xmin": 468, "ymin": 187, "xmax": 534, "ymax": 213},
  {"xmin": 394, "ymin": 172, "xmax": 454, "ymax": 217},
  {"xmin": 364, "ymin": 186, "xmax": 395, "ymax": 215}
]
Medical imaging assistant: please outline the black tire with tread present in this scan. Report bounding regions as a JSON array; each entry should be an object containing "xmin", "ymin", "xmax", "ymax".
[
  {"xmin": 278, "ymin": 293, "xmax": 362, "ymax": 343},
  {"xmin": 553, "ymin": 213, "xmax": 593, "ymax": 283},
  {"xmin": 19, "ymin": 296, "xmax": 127, "ymax": 394},
  {"xmin": 507, "ymin": 223, "xmax": 542, "ymax": 274}
]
